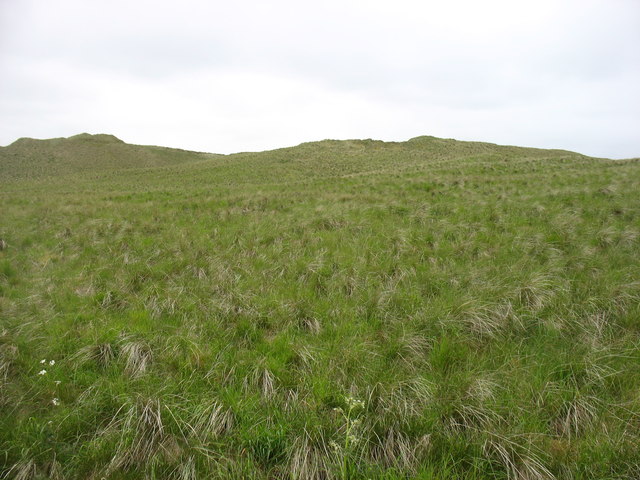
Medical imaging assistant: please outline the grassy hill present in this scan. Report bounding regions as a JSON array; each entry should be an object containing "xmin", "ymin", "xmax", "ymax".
[
  {"xmin": 1, "ymin": 134, "xmax": 639, "ymax": 479},
  {"xmin": 0, "ymin": 133, "xmax": 214, "ymax": 181}
]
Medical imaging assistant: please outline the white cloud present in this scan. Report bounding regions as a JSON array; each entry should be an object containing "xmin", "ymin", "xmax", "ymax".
[{"xmin": 1, "ymin": 0, "xmax": 639, "ymax": 157}]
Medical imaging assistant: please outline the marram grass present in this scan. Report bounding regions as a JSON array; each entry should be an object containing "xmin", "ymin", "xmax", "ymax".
[{"xmin": 1, "ymin": 134, "xmax": 639, "ymax": 479}]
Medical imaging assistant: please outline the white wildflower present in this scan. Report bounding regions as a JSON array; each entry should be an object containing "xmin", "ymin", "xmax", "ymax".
[
  {"xmin": 38, "ymin": 369, "xmax": 47, "ymax": 375},
  {"xmin": 52, "ymin": 398, "xmax": 60, "ymax": 406},
  {"xmin": 49, "ymin": 360, "xmax": 55, "ymax": 366},
  {"xmin": 40, "ymin": 359, "xmax": 46, "ymax": 364}
]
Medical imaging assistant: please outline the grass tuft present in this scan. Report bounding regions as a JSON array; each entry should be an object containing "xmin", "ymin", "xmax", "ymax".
[{"xmin": 119, "ymin": 338, "xmax": 152, "ymax": 377}]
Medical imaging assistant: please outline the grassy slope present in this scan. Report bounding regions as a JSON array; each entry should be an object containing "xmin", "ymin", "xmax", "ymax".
[
  {"xmin": 0, "ymin": 133, "xmax": 215, "ymax": 181},
  {"xmin": 1, "ymin": 135, "xmax": 639, "ymax": 479}
]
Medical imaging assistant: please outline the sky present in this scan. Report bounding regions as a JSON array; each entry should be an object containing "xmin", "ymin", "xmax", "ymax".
[{"xmin": 1, "ymin": 0, "xmax": 639, "ymax": 158}]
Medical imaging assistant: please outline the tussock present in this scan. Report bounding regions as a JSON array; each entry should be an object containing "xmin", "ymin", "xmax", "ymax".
[
  {"xmin": 244, "ymin": 366, "xmax": 277, "ymax": 398},
  {"xmin": 2, "ymin": 459, "xmax": 36, "ymax": 480},
  {"xmin": 467, "ymin": 375, "xmax": 500, "ymax": 403},
  {"xmin": 295, "ymin": 345, "xmax": 319, "ymax": 370},
  {"xmin": 0, "ymin": 343, "xmax": 18, "ymax": 383},
  {"xmin": 483, "ymin": 436, "xmax": 556, "ymax": 480},
  {"xmin": 289, "ymin": 434, "xmax": 333, "ymax": 480},
  {"xmin": 47, "ymin": 458, "xmax": 64, "ymax": 480},
  {"xmin": 446, "ymin": 403, "xmax": 500, "ymax": 433},
  {"xmin": 190, "ymin": 401, "xmax": 234, "ymax": 439},
  {"xmin": 172, "ymin": 456, "xmax": 196, "ymax": 480},
  {"xmin": 517, "ymin": 273, "xmax": 559, "ymax": 312},
  {"xmin": 119, "ymin": 338, "xmax": 152, "ymax": 377},
  {"xmin": 72, "ymin": 342, "xmax": 115, "ymax": 367},
  {"xmin": 369, "ymin": 427, "xmax": 429, "ymax": 474},
  {"xmin": 107, "ymin": 397, "xmax": 166, "ymax": 472},
  {"xmin": 299, "ymin": 316, "xmax": 322, "ymax": 334},
  {"xmin": 454, "ymin": 300, "xmax": 519, "ymax": 339},
  {"xmin": 380, "ymin": 377, "xmax": 433, "ymax": 419},
  {"xmin": 554, "ymin": 395, "xmax": 599, "ymax": 438}
]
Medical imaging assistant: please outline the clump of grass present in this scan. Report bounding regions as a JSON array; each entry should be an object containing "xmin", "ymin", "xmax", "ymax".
[
  {"xmin": 106, "ymin": 397, "xmax": 167, "ymax": 473},
  {"xmin": 289, "ymin": 434, "xmax": 334, "ymax": 480},
  {"xmin": 0, "ymin": 343, "xmax": 18, "ymax": 383},
  {"xmin": 483, "ymin": 435, "xmax": 557, "ymax": 480},
  {"xmin": 3, "ymin": 459, "xmax": 36, "ymax": 480},
  {"xmin": 72, "ymin": 342, "xmax": 115, "ymax": 368},
  {"xmin": 299, "ymin": 315, "xmax": 322, "ymax": 334},
  {"xmin": 119, "ymin": 338, "xmax": 152, "ymax": 377},
  {"xmin": 553, "ymin": 394, "xmax": 599, "ymax": 438},
  {"xmin": 244, "ymin": 365, "xmax": 278, "ymax": 399},
  {"xmin": 369, "ymin": 427, "xmax": 428, "ymax": 475},
  {"xmin": 189, "ymin": 400, "xmax": 234, "ymax": 439}
]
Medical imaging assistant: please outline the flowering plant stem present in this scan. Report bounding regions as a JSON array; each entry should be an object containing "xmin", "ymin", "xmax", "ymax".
[{"xmin": 337, "ymin": 397, "xmax": 364, "ymax": 480}]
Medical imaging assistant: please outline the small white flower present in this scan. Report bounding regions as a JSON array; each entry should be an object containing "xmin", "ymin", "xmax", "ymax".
[
  {"xmin": 40, "ymin": 359, "xmax": 46, "ymax": 364},
  {"xmin": 49, "ymin": 360, "xmax": 55, "ymax": 366},
  {"xmin": 52, "ymin": 398, "xmax": 60, "ymax": 406},
  {"xmin": 38, "ymin": 369, "xmax": 47, "ymax": 375}
]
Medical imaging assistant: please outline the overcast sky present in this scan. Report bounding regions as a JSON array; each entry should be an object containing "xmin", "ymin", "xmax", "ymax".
[{"xmin": 1, "ymin": 0, "xmax": 639, "ymax": 157}]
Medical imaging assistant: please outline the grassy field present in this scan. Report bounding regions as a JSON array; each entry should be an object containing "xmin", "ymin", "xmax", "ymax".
[{"xmin": 1, "ymin": 134, "xmax": 639, "ymax": 479}]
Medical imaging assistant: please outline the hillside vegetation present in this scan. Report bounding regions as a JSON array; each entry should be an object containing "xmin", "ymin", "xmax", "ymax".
[
  {"xmin": 1, "ymin": 134, "xmax": 639, "ymax": 479},
  {"xmin": 0, "ymin": 133, "xmax": 214, "ymax": 180}
]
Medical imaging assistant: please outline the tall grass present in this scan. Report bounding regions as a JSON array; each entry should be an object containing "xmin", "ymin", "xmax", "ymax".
[{"xmin": 1, "ymin": 135, "xmax": 639, "ymax": 478}]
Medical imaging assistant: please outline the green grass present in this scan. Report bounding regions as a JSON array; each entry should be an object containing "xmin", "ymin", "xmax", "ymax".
[{"xmin": 1, "ymin": 134, "xmax": 639, "ymax": 479}]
